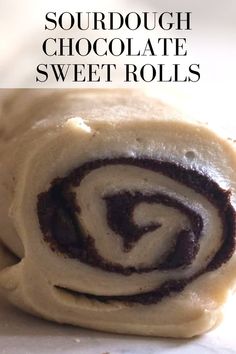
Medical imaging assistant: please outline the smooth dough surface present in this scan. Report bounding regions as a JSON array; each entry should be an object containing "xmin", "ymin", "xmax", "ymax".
[{"xmin": 0, "ymin": 89, "xmax": 236, "ymax": 338}]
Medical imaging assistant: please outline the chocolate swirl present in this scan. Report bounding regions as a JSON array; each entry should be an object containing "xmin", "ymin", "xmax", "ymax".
[{"xmin": 37, "ymin": 157, "xmax": 236, "ymax": 304}]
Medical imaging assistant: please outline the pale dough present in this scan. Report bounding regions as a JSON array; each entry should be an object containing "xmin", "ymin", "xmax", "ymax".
[{"xmin": 0, "ymin": 89, "xmax": 236, "ymax": 338}]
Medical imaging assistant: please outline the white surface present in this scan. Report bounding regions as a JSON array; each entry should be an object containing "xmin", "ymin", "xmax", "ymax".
[
  {"xmin": 0, "ymin": 295, "xmax": 236, "ymax": 354},
  {"xmin": 1, "ymin": 0, "xmax": 236, "ymax": 127}
]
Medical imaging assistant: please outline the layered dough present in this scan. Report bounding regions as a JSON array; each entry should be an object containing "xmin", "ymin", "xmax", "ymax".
[{"xmin": 0, "ymin": 89, "xmax": 236, "ymax": 338}]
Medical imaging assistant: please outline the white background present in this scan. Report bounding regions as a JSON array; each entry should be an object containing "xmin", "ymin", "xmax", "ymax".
[{"xmin": 0, "ymin": 0, "xmax": 236, "ymax": 128}]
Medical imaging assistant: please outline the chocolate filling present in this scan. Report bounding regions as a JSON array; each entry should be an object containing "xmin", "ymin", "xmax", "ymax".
[
  {"xmin": 37, "ymin": 157, "xmax": 236, "ymax": 304},
  {"xmin": 104, "ymin": 191, "xmax": 201, "ymax": 268}
]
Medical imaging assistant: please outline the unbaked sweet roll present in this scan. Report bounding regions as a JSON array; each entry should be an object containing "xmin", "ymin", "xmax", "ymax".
[{"xmin": 0, "ymin": 89, "xmax": 236, "ymax": 338}]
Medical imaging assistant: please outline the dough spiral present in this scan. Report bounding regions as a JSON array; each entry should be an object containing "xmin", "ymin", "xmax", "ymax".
[{"xmin": 0, "ymin": 89, "xmax": 236, "ymax": 338}]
